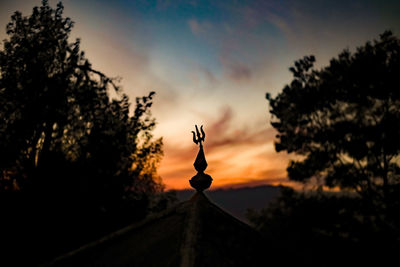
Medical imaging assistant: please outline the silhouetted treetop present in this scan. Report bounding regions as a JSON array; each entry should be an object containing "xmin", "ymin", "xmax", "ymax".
[
  {"xmin": 267, "ymin": 31, "xmax": 400, "ymax": 198},
  {"xmin": 0, "ymin": 0, "xmax": 163, "ymax": 199},
  {"xmin": 0, "ymin": 1, "xmax": 166, "ymax": 263}
]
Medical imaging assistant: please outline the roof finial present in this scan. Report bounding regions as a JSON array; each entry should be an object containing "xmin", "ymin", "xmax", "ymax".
[
  {"xmin": 189, "ymin": 125, "xmax": 213, "ymax": 191},
  {"xmin": 191, "ymin": 125, "xmax": 205, "ymax": 146}
]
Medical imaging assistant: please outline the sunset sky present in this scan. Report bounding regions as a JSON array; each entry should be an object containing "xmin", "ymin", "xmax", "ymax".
[{"xmin": 1, "ymin": 0, "xmax": 400, "ymax": 189}]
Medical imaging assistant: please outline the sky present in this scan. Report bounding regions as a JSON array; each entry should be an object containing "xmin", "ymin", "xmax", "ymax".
[{"xmin": 1, "ymin": 0, "xmax": 400, "ymax": 190}]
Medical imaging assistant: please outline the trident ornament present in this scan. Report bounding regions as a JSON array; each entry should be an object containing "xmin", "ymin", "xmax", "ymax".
[
  {"xmin": 191, "ymin": 125, "xmax": 205, "ymax": 146},
  {"xmin": 189, "ymin": 125, "xmax": 213, "ymax": 191}
]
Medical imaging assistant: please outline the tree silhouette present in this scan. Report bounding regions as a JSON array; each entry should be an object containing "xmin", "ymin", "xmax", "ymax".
[
  {"xmin": 267, "ymin": 31, "xmax": 400, "ymax": 200},
  {"xmin": 0, "ymin": 0, "xmax": 162, "ymax": 197},
  {"xmin": 0, "ymin": 1, "xmax": 164, "ymax": 263},
  {"xmin": 255, "ymin": 31, "xmax": 400, "ymax": 266}
]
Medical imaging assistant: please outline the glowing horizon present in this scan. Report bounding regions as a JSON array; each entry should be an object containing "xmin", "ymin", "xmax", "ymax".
[{"xmin": 1, "ymin": 0, "xmax": 400, "ymax": 190}]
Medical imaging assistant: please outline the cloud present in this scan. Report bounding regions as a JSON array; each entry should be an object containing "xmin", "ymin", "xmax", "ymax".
[
  {"xmin": 156, "ymin": 0, "xmax": 173, "ymax": 10},
  {"xmin": 187, "ymin": 64, "xmax": 218, "ymax": 87},
  {"xmin": 219, "ymin": 55, "xmax": 252, "ymax": 83},
  {"xmin": 188, "ymin": 19, "xmax": 201, "ymax": 35},
  {"xmin": 199, "ymin": 65, "xmax": 218, "ymax": 85},
  {"xmin": 211, "ymin": 177, "xmax": 289, "ymax": 190},
  {"xmin": 205, "ymin": 106, "xmax": 275, "ymax": 150},
  {"xmin": 158, "ymin": 105, "xmax": 287, "ymax": 189},
  {"xmin": 227, "ymin": 63, "xmax": 252, "ymax": 83},
  {"xmin": 206, "ymin": 106, "xmax": 233, "ymax": 138},
  {"xmin": 264, "ymin": 11, "xmax": 294, "ymax": 39},
  {"xmin": 188, "ymin": 19, "xmax": 213, "ymax": 37}
]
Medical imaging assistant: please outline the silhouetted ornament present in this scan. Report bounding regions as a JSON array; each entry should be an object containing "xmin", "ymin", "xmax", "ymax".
[
  {"xmin": 47, "ymin": 125, "xmax": 263, "ymax": 266},
  {"xmin": 189, "ymin": 125, "xmax": 213, "ymax": 191}
]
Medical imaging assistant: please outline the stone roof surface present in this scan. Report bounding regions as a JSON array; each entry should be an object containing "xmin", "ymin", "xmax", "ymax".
[{"xmin": 48, "ymin": 192, "xmax": 263, "ymax": 267}]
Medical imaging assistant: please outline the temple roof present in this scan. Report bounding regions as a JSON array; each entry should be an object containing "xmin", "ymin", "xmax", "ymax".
[
  {"xmin": 48, "ymin": 192, "xmax": 263, "ymax": 267},
  {"xmin": 47, "ymin": 126, "xmax": 264, "ymax": 266}
]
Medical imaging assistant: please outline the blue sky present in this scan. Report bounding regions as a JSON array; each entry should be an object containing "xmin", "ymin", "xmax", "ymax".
[{"xmin": 1, "ymin": 0, "xmax": 400, "ymax": 188}]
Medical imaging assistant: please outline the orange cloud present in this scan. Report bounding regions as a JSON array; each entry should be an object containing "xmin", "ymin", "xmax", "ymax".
[{"xmin": 158, "ymin": 106, "xmax": 291, "ymax": 190}]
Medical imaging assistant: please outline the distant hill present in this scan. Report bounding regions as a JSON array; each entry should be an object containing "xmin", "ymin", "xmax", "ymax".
[{"xmin": 174, "ymin": 185, "xmax": 283, "ymax": 224}]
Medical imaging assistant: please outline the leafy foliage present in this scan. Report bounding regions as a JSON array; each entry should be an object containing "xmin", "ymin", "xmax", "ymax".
[
  {"xmin": 267, "ymin": 31, "xmax": 400, "ymax": 198},
  {"xmin": 0, "ymin": 1, "xmax": 165, "ymax": 263},
  {"xmin": 0, "ymin": 0, "xmax": 163, "ymax": 201},
  {"xmin": 257, "ymin": 32, "xmax": 400, "ymax": 265},
  {"xmin": 247, "ymin": 187, "xmax": 399, "ymax": 266}
]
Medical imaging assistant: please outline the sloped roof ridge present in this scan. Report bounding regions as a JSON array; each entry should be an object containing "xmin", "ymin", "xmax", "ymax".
[
  {"xmin": 44, "ymin": 198, "xmax": 192, "ymax": 266},
  {"xmin": 44, "ymin": 191, "xmax": 259, "ymax": 266},
  {"xmin": 179, "ymin": 192, "xmax": 260, "ymax": 267}
]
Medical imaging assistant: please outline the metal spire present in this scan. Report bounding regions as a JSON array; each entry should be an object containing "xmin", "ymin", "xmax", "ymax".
[{"xmin": 189, "ymin": 125, "xmax": 213, "ymax": 191}]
